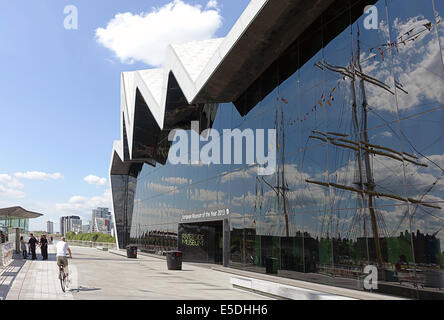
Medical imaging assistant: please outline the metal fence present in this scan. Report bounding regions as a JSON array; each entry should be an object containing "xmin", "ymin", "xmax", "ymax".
[{"xmin": 66, "ymin": 240, "xmax": 117, "ymax": 249}]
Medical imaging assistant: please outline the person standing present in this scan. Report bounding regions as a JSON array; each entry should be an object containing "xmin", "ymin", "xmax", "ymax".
[
  {"xmin": 20, "ymin": 236, "xmax": 27, "ymax": 259},
  {"xmin": 40, "ymin": 234, "xmax": 48, "ymax": 260},
  {"xmin": 28, "ymin": 233, "xmax": 38, "ymax": 260}
]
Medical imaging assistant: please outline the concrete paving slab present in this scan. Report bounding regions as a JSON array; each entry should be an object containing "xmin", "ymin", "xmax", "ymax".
[
  {"xmin": 2, "ymin": 245, "xmax": 361, "ymax": 300},
  {"xmin": 68, "ymin": 246, "xmax": 271, "ymax": 300},
  {"xmin": 4, "ymin": 245, "xmax": 73, "ymax": 300},
  {"xmin": 2, "ymin": 245, "xmax": 267, "ymax": 300}
]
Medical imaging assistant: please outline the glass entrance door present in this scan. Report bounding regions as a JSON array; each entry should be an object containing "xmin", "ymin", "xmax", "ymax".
[{"xmin": 179, "ymin": 220, "xmax": 223, "ymax": 264}]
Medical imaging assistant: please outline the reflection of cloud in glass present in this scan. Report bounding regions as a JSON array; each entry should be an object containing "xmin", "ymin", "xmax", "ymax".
[
  {"xmin": 220, "ymin": 166, "xmax": 256, "ymax": 183},
  {"xmin": 363, "ymin": 16, "xmax": 444, "ymax": 112},
  {"xmin": 146, "ymin": 182, "xmax": 179, "ymax": 194},
  {"xmin": 189, "ymin": 188, "xmax": 225, "ymax": 202},
  {"xmin": 161, "ymin": 176, "xmax": 190, "ymax": 185}
]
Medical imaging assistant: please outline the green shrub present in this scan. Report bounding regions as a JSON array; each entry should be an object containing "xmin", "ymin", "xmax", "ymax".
[{"xmin": 65, "ymin": 232, "xmax": 115, "ymax": 243}]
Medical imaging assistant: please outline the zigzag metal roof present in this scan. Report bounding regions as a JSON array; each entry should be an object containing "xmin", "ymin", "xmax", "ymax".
[{"xmin": 109, "ymin": 0, "xmax": 375, "ymax": 176}]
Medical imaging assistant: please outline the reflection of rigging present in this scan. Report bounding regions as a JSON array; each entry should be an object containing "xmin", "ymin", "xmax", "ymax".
[
  {"xmin": 365, "ymin": 104, "xmax": 444, "ymax": 237},
  {"xmin": 252, "ymin": 16, "xmax": 443, "ymax": 261},
  {"xmin": 306, "ymin": 27, "xmax": 441, "ymax": 267},
  {"xmin": 254, "ymin": 98, "xmax": 291, "ymax": 237},
  {"xmin": 364, "ymin": 20, "xmax": 440, "ymax": 64}
]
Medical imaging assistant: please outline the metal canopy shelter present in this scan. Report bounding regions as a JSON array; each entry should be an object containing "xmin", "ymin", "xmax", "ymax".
[{"xmin": 0, "ymin": 206, "xmax": 43, "ymax": 219}]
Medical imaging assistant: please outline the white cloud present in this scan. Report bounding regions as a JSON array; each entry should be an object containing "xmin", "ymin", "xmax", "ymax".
[
  {"xmin": 146, "ymin": 182, "xmax": 179, "ymax": 194},
  {"xmin": 161, "ymin": 176, "xmax": 189, "ymax": 184},
  {"xmin": 68, "ymin": 196, "xmax": 88, "ymax": 204},
  {"xmin": 95, "ymin": 0, "xmax": 223, "ymax": 66},
  {"xmin": 55, "ymin": 189, "xmax": 112, "ymax": 215},
  {"xmin": 362, "ymin": 15, "xmax": 444, "ymax": 112},
  {"xmin": 0, "ymin": 174, "xmax": 25, "ymax": 199},
  {"xmin": 206, "ymin": 0, "xmax": 219, "ymax": 10},
  {"xmin": 374, "ymin": 131, "xmax": 393, "ymax": 139},
  {"xmin": 220, "ymin": 166, "xmax": 257, "ymax": 183},
  {"xmin": 0, "ymin": 174, "xmax": 24, "ymax": 189},
  {"xmin": 0, "ymin": 184, "xmax": 25, "ymax": 199},
  {"xmin": 190, "ymin": 188, "xmax": 225, "ymax": 201},
  {"xmin": 84, "ymin": 174, "xmax": 107, "ymax": 186},
  {"xmin": 14, "ymin": 171, "xmax": 63, "ymax": 180}
]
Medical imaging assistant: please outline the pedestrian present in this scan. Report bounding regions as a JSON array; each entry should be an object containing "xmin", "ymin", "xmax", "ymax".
[
  {"xmin": 40, "ymin": 234, "xmax": 48, "ymax": 260},
  {"xmin": 20, "ymin": 236, "xmax": 27, "ymax": 259},
  {"xmin": 28, "ymin": 233, "xmax": 38, "ymax": 260}
]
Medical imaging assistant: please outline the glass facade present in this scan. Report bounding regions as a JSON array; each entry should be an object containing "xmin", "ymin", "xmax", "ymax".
[
  {"xmin": 0, "ymin": 215, "xmax": 29, "ymax": 243},
  {"xmin": 124, "ymin": 0, "xmax": 444, "ymax": 298}
]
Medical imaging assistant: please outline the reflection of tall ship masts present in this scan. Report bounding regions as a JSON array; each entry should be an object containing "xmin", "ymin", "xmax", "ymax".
[
  {"xmin": 306, "ymin": 30, "xmax": 440, "ymax": 267},
  {"xmin": 276, "ymin": 100, "xmax": 290, "ymax": 238},
  {"xmin": 256, "ymin": 98, "xmax": 290, "ymax": 237}
]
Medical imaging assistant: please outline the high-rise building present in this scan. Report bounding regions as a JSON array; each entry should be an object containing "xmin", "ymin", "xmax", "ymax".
[
  {"xmin": 59, "ymin": 216, "xmax": 81, "ymax": 236},
  {"xmin": 81, "ymin": 223, "xmax": 90, "ymax": 233},
  {"xmin": 92, "ymin": 207, "xmax": 111, "ymax": 220},
  {"xmin": 91, "ymin": 207, "xmax": 112, "ymax": 234},
  {"xmin": 70, "ymin": 218, "xmax": 82, "ymax": 233},
  {"xmin": 59, "ymin": 217, "xmax": 65, "ymax": 236},
  {"xmin": 93, "ymin": 217, "xmax": 109, "ymax": 234},
  {"xmin": 46, "ymin": 220, "xmax": 54, "ymax": 234}
]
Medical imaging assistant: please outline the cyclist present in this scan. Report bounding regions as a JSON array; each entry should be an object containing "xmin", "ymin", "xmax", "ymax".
[{"xmin": 56, "ymin": 237, "xmax": 72, "ymax": 278}]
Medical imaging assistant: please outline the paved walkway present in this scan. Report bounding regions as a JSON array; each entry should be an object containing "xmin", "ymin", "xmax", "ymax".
[
  {"xmin": 1, "ymin": 245, "xmax": 268, "ymax": 300},
  {"xmin": 0, "ymin": 258, "xmax": 26, "ymax": 299},
  {"xmin": 2, "ymin": 245, "xmax": 73, "ymax": 300},
  {"xmin": 66, "ymin": 246, "xmax": 270, "ymax": 299},
  {"xmin": 1, "ymin": 245, "xmax": 370, "ymax": 300}
]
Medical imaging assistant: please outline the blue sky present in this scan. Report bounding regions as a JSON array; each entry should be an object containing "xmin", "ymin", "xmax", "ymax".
[{"xmin": 0, "ymin": 0, "xmax": 249, "ymax": 231}]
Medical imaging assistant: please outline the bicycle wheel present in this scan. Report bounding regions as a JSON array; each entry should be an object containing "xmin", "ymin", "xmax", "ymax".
[{"xmin": 60, "ymin": 269, "xmax": 66, "ymax": 292}]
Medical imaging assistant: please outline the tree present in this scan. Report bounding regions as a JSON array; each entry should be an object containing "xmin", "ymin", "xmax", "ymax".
[{"xmin": 65, "ymin": 231, "xmax": 115, "ymax": 243}]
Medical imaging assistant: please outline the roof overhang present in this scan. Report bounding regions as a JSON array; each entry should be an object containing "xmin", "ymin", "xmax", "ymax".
[
  {"xmin": 0, "ymin": 207, "xmax": 43, "ymax": 219},
  {"xmin": 192, "ymin": 0, "xmax": 336, "ymax": 105}
]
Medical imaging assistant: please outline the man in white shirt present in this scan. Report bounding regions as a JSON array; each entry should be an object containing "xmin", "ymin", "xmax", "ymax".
[{"xmin": 56, "ymin": 237, "xmax": 72, "ymax": 277}]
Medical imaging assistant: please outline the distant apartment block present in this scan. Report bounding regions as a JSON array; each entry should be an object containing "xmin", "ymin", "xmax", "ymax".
[
  {"xmin": 59, "ymin": 215, "xmax": 82, "ymax": 236},
  {"xmin": 91, "ymin": 207, "xmax": 114, "ymax": 235},
  {"xmin": 46, "ymin": 220, "xmax": 54, "ymax": 234},
  {"xmin": 81, "ymin": 223, "xmax": 90, "ymax": 233}
]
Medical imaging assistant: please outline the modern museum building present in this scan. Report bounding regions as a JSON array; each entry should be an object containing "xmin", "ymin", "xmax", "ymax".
[{"xmin": 110, "ymin": 0, "xmax": 444, "ymax": 298}]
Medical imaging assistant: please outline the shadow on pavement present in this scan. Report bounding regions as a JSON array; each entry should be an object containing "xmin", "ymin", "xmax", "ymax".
[
  {"xmin": 69, "ymin": 257, "xmax": 125, "ymax": 261},
  {"xmin": 76, "ymin": 286, "xmax": 101, "ymax": 292},
  {"xmin": 0, "ymin": 255, "xmax": 27, "ymax": 299},
  {"xmin": 175, "ymin": 269, "xmax": 193, "ymax": 272},
  {"xmin": 47, "ymin": 253, "xmax": 57, "ymax": 261}
]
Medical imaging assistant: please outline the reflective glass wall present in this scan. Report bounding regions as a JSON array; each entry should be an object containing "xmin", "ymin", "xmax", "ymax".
[
  {"xmin": 129, "ymin": 0, "xmax": 444, "ymax": 298},
  {"xmin": 0, "ymin": 216, "xmax": 29, "ymax": 243}
]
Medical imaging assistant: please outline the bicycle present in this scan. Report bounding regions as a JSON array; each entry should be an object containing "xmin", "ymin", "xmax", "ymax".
[
  {"xmin": 58, "ymin": 255, "xmax": 71, "ymax": 293},
  {"xmin": 58, "ymin": 264, "xmax": 69, "ymax": 292},
  {"xmin": 56, "ymin": 241, "xmax": 73, "ymax": 293}
]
